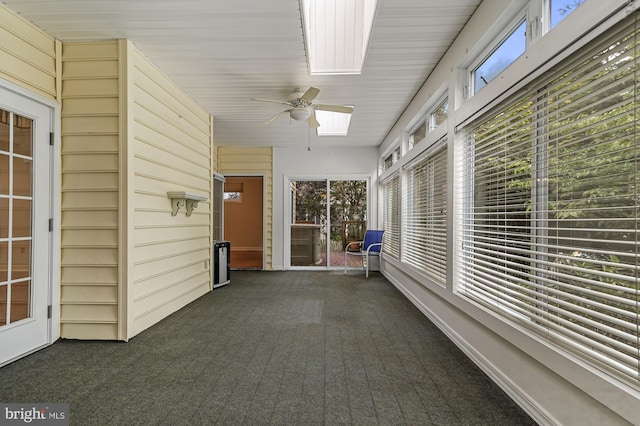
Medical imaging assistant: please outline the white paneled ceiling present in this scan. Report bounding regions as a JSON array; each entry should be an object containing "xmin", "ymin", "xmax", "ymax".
[{"xmin": 3, "ymin": 0, "xmax": 481, "ymax": 148}]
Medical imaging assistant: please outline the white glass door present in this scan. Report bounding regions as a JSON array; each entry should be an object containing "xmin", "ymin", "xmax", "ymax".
[
  {"xmin": 0, "ymin": 88, "xmax": 52, "ymax": 366},
  {"xmin": 289, "ymin": 178, "xmax": 367, "ymax": 269}
]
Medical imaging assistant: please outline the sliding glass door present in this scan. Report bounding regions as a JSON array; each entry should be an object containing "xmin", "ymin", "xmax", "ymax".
[{"xmin": 289, "ymin": 178, "xmax": 367, "ymax": 269}]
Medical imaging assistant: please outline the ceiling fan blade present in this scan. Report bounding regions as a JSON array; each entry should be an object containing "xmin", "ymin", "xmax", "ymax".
[
  {"xmin": 262, "ymin": 110, "xmax": 291, "ymax": 125},
  {"xmin": 307, "ymin": 112, "xmax": 320, "ymax": 129},
  {"xmin": 252, "ymin": 98, "xmax": 294, "ymax": 107},
  {"xmin": 300, "ymin": 87, "xmax": 320, "ymax": 103},
  {"xmin": 315, "ymin": 104, "xmax": 354, "ymax": 114}
]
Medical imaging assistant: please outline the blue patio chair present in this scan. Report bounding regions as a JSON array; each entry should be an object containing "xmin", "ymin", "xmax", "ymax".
[{"xmin": 344, "ymin": 229, "xmax": 384, "ymax": 277}]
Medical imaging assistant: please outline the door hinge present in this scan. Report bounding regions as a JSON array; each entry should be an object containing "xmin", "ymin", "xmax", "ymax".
[
  {"xmin": 49, "ymin": 132, "xmax": 54, "ymax": 146},
  {"xmin": 47, "ymin": 305, "xmax": 52, "ymax": 319},
  {"xmin": 48, "ymin": 218, "xmax": 53, "ymax": 232}
]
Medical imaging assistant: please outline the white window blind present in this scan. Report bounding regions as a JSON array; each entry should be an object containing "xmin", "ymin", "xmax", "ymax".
[
  {"xmin": 458, "ymin": 14, "xmax": 640, "ymax": 382},
  {"xmin": 403, "ymin": 144, "xmax": 448, "ymax": 284},
  {"xmin": 381, "ymin": 172, "xmax": 400, "ymax": 259}
]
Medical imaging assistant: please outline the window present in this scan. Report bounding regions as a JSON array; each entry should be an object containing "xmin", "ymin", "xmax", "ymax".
[
  {"xmin": 224, "ymin": 182, "xmax": 242, "ymax": 202},
  {"xmin": 473, "ymin": 19, "xmax": 527, "ymax": 93},
  {"xmin": 409, "ymin": 121, "xmax": 427, "ymax": 150},
  {"xmin": 470, "ymin": 1, "xmax": 585, "ymax": 96},
  {"xmin": 224, "ymin": 192, "xmax": 241, "ymax": 202},
  {"xmin": 381, "ymin": 172, "xmax": 400, "ymax": 259},
  {"xmin": 430, "ymin": 97, "xmax": 449, "ymax": 131},
  {"xmin": 458, "ymin": 14, "xmax": 640, "ymax": 382},
  {"xmin": 384, "ymin": 153, "xmax": 393, "ymax": 170},
  {"xmin": 550, "ymin": 0, "xmax": 584, "ymax": 29},
  {"xmin": 383, "ymin": 146, "xmax": 401, "ymax": 170},
  {"xmin": 403, "ymin": 142, "xmax": 447, "ymax": 284},
  {"xmin": 410, "ymin": 96, "xmax": 448, "ymax": 149}
]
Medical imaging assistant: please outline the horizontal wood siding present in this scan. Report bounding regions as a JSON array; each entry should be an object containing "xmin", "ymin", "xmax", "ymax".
[
  {"xmin": 130, "ymin": 45, "xmax": 212, "ymax": 337},
  {"xmin": 218, "ymin": 147, "xmax": 273, "ymax": 270},
  {"xmin": 212, "ymin": 123, "xmax": 218, "ymax": 174},
  {"xmin": 60, "ymin": 41, "xmax": 120, "ymax": 339},
  {"xmin": 0, "ymin": 4, "xmax": 57, "ymax": 100}
]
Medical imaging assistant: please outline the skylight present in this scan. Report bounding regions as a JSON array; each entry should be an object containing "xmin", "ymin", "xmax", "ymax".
[
  {"xmin": 316, "ymin": 109, "xmax": 352, "ymax": 136},
  {"xmin": 301, "ymin": 0, "xmax": 378, "ymax": 75}
]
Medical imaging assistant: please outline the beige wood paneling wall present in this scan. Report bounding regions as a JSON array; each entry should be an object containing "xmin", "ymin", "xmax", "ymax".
[
  {"xmin": 0, "ymin": 4, "xmax": 58, "ymax": 100},
  {"xmin": 211, "ymin": 119, "xmax": 218, "ymax": 172},
  {"xmin": 3, "ymin": 4, "xmax": 216, "ymax": 341},
  {"xmin": 60, "ymin": 41, "xmax": 120, "ymax": 339},
  {"xmin": 218, "ymin": 147, "xmax": 273, "ymax": 270},
  {"xmin": 129, "ymin": 44, "xmax": 212, "ymax": 337}
]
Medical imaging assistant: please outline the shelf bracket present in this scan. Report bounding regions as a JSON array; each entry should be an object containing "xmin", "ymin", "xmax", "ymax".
[
  {"xmin": 185, "ymin": 199, "xmax": 200, "ymax": 217},
  {"xmin": 170, "ymin": 197, "xmax": 185, "ymax": 216}
]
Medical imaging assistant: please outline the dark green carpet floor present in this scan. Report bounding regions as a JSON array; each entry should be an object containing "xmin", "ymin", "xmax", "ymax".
[{"xmin": 0, "ymin": 271, "xmax": 536, "ymax": 425}]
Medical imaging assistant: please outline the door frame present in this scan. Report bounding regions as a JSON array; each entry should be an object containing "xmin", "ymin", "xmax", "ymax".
[
  {"xmin": 222, "ymin": 173, "xmax": 266, "ymax": 270},
  {"xmin": 0, "ymin": 77, "xmax": 60, "ymax": 366},
  {"xmin": 284, "ymin": 174, "xmax": 371, "ymax": 270}
]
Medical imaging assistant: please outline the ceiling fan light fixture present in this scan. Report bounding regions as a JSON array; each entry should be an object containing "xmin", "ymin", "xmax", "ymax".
[
  {"xmin": 254, "ymin": 87, "xmax": 351, "ymax": 128},
  {"xmin": 290, "ymin": 107, "xmax": 312, "ymax": 121}
]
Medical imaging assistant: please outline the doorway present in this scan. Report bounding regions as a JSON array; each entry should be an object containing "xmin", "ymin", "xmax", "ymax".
[
  {"xmin": 0, "ymin": 87, "xmax": 53, "ymax": 366},
  {"xmin": 289, "ymin": 178, "xmax": 367, "ymax": 269},
  {"xmin": 224, "ymin": 176, "xmax": 264, "ymax": 270}
]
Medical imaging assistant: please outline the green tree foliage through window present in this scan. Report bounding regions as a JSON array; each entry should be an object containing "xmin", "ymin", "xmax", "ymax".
[
  {"xmin": 461, "ymin": 14, "xmax": 640, "ymax": 381},
  {"xmin": 292, "ymin": 179, "xmax": 367, "ymax": 246}
]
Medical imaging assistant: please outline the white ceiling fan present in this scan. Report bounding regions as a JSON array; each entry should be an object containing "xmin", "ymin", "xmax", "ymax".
[{"xmin": 252, "ymin": 87, "xmax": 353, "ymax": 128}]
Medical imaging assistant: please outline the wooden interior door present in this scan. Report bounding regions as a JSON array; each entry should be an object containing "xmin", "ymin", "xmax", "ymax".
[{"xmin": 223, "ymin": 176, "xmax": 264, "ymax": 269}]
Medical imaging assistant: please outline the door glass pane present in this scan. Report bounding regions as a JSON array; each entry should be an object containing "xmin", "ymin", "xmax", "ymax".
[
  {"xmin": 13, "ymin": 115, "xmax": 32, "ymax": 157},
  {"xmin": 0, "ymin": 242, "xmax": 6, "ymax": 282},
  {"xmin": 12, "ymin": 240, "xmax": 30, "ymax": 280},
  {"xmin": 329, "ymin": 180, "xmax": 367, "ymax": 268},
  {"xmin": 0, "ymin": 284, "xmax": 6, "ymax": 326},
  {"xmin": 291, "ymin": 180, "xmax": 327, "ymax": 266},
  {"xmin": 10, "ymin": 281, "xmax": 29, "ymax": 322},
  {"xmin": 12, "ymin": 199, "xmax": 31, "ymax": 238},
  {"xmin": 0, "ymin": 198, "xmax": 7, "ymax": 239},
  {"xmin": 0, "ymin": 110, "xmax": 8, "ymax": 152},
  {"xmin": 0, "ymin": 154, "xmax": 8, "ymax": 195},
  {"xmin": 13, "ymin": 158, "xmax": 32, "ymax": 197}
]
